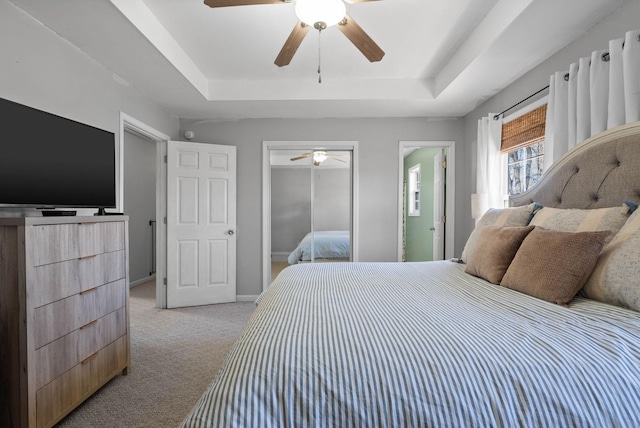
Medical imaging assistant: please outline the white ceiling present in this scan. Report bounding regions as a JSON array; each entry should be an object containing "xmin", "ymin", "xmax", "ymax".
[{"xmin": 9, "ymin": 0, "xmax": 627, "ymax": 120}]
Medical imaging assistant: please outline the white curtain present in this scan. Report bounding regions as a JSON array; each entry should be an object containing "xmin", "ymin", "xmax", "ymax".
[
  {"xmin": 545, "ymin": 29, "xmax": 640, "ymax": 169},
  {"xmin": 476, "ymin": 114, "xmax": 505, "ymax": 211}
]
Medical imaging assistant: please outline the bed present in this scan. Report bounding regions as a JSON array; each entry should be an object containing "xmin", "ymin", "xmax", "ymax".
[
  {"xmin": 287, "ymin": 230, "xmax": 350, "ymax": 264},
  {"xmin": 181, "ymin": 122, "xmax": 640, "ymax": 427}
]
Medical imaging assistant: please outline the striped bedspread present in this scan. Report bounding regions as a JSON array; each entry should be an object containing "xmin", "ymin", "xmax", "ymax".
[{"xmin": 181, "ymin": 261, "xmax": 640, "ymax": 427}]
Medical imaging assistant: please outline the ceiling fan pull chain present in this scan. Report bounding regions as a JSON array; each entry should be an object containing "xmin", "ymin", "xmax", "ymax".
[{"xmin": 318, "ymin": 27, "xmax": 322, "ymax": 84}]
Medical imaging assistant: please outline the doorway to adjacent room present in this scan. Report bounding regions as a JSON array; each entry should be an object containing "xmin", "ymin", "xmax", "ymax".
[
  {"xmin": 119, "ymin": 113, "xmax": 169, "ymax": 308},
  {"xmin": 123, "ymin": 129, "xmax": 157, "ymax": 287},
  {"xmin": 398, "ymin": 141, "xmax": 456, "ymax": 262}
]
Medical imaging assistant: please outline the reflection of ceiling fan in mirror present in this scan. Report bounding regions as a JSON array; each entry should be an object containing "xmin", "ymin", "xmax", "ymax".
[
  {"xmin": 203, "ymin": 0, "xmax": 385, "ymax": 67},
  {"xmin": 290, "ymin": 151, "xmax": 346, "ymax": 166}
]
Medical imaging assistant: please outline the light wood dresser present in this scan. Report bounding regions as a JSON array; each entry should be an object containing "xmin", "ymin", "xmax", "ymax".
[{"xmin": 0, "ymin": 216, "xmax": 130, "ymax": 428}]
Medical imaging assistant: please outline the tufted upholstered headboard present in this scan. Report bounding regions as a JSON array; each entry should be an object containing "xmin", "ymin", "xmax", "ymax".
[{"xmin": 510, "ymin": 121, "xmax": 640, "ymax": 209}]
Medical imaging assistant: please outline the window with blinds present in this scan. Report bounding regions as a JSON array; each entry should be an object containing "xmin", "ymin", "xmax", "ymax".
[{"xmin": 502, "ymin": 104, "xmax": 546, "ymax": 195}]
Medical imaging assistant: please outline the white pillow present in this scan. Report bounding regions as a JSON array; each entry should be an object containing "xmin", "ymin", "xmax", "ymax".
[
  {"xmin": 529, "ymin": 204, "xmax": 631, "ymax": 248},
  {"xmin": 582, "ymin": 205, "xmax": 640, "ymax": 311}
]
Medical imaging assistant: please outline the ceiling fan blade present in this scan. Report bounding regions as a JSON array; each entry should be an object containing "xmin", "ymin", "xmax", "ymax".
[
  {"xmin": 204, "ymin": 0, "xmax": 284, "ymax": 7},
  {"xmin": 330, "ymin": 156, "xmax": 347, "ymax": 163},
  {"xmin": 337, "ymin": 14, "xmax": 385, "ymax": 63},
  {"xmin": 275, "ymin": 21, "xmax": 310, "ymax": 67},
  {"xmin": 290, "ymin": 153, "xmax": 313, "ymax": 161}
]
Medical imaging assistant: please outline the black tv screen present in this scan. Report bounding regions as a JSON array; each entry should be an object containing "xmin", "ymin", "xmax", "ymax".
[{"xmin": 0, "ymin": 97, "xmax": 116, "ymax": 208}]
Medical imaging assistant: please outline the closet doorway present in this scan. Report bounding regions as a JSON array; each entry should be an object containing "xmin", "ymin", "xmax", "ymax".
[{"xmin": 262, "ymin": 141, "xmax": 359, "ymax": 291}]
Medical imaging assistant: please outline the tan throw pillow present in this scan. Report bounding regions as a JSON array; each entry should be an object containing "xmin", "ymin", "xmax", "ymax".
[
  {"xmin": 465, "ymin": 225, "xmax": 535, "ymax": 284},
  {"xmin": 501, "ymin": 228, "xmax": 611, "ymax": 305},
  {"xmin": 461, "ymin": 203, "xmax": 541, "ymax": 263},
  {"xmin": 582, "ymin": 207, "xmax": 640, "ymax": 311}
]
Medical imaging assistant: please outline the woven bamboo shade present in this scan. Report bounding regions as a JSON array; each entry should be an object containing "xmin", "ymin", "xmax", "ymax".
[{"xmin": 500, "ymin": 104, "xmax": 547, "ymax": 153}]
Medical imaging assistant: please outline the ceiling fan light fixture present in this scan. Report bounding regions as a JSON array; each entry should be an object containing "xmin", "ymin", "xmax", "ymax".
[
  {"xmin": 313, "ymin": 151, "xmax": 328, "ymax": 164},
  {"xmin": 295, "ymin": 0, "xmax": 346, "ymax": 28}
]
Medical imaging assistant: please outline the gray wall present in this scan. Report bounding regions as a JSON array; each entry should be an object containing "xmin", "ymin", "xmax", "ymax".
[
  {"xmin": 180, "ymin": 117, "xmax": 467, "ymax": 296},
  {"xmin": 124, "ymin": 131, "xmax": 157, "ymax": 284},
  {"xmin": 0, "ymin": 0, "xmax": 178, "ymax": 292},
  {"xmin": 0, "ymin": 0, "xmax": 179, "ymax": 218},
  {"xmin": 312, "ymin": 168, "xmax": 351, "ymax": 232},
  {"xmin": 460, "ymin": 0, "xmax": 640, "ymax": 248},
  {"xmin": 271, "ymin": 167, "xmax": 351, "ymax": 254}
]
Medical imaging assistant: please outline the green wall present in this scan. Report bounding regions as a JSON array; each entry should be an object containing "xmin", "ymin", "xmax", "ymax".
[{"xmin": 403, "ymin": 148, "xmax": 441, "ymax": 262}]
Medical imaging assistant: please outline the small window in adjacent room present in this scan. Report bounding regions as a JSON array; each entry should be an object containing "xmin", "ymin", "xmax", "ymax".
[
  {"xmin": 408, "ymin": 164, "xmax": 420, "ymax": 216},
  {"xmin": 502, "ymin": 103, "xmax": 547, "ymax": 196}
]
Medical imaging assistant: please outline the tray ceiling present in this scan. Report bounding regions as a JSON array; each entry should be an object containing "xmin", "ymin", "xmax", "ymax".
[{"xmin": 8, "ymin": 0, "xmax": 629, "ymax": 119}]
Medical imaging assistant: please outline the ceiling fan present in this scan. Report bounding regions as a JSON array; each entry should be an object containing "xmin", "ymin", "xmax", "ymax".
[
  {"xmin": 203, "ymin": 0, "xmax": 385, "ymax": 67},
  {"xmin": 290, "ymin": 151, "xmax": 346, "ymax": 166}
]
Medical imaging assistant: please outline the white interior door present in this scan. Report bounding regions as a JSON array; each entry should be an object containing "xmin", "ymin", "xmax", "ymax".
[
  {"xmin": 433, "ymin": 150, "xmax": 445, "ymax": 260},
  {"xmin": 166, "ymin": 140, "xmax": 236, "ymax": 308}
]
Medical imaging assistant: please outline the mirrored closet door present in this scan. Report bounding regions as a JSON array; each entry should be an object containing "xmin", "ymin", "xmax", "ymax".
[{"xmin": 270, "ymin": 149, "xmax": 352, "ymax": 282}]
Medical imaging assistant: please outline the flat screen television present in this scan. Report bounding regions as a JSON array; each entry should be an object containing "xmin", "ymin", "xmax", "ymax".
[{"xmin": 0, "ymin": 97, "xmax": 116, "ymax": 211}]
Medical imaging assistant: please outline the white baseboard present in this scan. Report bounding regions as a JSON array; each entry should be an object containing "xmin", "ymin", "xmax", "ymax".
[
  {"xmin": 130, "ymin": 275, "xmax": 156, "ymax": 288},
  {"xmin": 129, "ymin": 277, "xmax": 256, "ymax": 302},
  {"xmin": 271, "ymin": 252, "xmax": 290, "ymax": 262}
]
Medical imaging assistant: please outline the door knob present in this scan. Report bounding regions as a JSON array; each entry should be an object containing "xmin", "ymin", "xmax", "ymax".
[{"xmin": 227, "ymin": 230, "xmax": 235, "ymax": 235}]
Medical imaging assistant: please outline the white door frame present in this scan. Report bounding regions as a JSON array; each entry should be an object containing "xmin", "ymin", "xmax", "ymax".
[
  {"xmin": 432, "ymin": 150, "xmax": 445, "ymax": 260},
  {"xmin": 398, "ymin": 141, "xmax": 456, "ymax": 261},
  {"xmin": 262, "ymin": 141, "xmax": 359, "ymax": 292},
  {"xmin": 118, "ymin": 112, "xmax": 170, "ymax": 308}
]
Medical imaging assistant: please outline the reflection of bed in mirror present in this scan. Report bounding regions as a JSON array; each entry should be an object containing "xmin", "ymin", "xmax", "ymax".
[
  {"xmin": 287, "ymin": 230, "xmax": 350, "ymax": 264},
  {"xmin": 269, "ymin": 155, "xmax": 353, "ymax": 268}
]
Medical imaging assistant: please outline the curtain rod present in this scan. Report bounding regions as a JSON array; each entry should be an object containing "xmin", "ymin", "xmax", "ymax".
[{"xmin": 493, "ymin": 85, "xmax": 550, "ymax": 120}]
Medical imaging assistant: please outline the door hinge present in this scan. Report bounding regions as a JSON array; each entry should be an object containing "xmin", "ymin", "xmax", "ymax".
[
  {"xmin": 164, "ymin": 155, "xmax": 168, "ymax": 163},
  {"xmin": 441, "ymin": 161, "xmax": 447, "ymax": 169},
  {"xmin": 164, "ymin": 217, "xmax": 167, "ymax": 224},
  {"xmin": 442, "ymin": 215, "xmax": 446, "ymax": 223},
  {"xmin": 163, "ymin": 277, "xmax": 167, "ymax": 285}
]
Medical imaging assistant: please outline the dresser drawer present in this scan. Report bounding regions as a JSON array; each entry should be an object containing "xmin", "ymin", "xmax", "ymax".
[
  {"xmin": 30, "ymin": 222, "xmax": 125, "ymax": 266},
  {"xmin": 35, "ymin": 335, "xmax": 128, "ymax": 428},
  {"xmin": 31, "ymin": 250, "xmax": 125, "ymax": 308},
  {"xmin": 33, "ymin": 278, "xmax": 126, "ymax": 349},
  {"xmin": 34, "ymin": 307, "xmax": 127, "ymax": 390}
]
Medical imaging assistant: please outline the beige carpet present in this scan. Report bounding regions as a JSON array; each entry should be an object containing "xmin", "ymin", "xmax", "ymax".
[
  {"xmin": 56, "ymin": 281, "xmax": 255, "ymax": 428},
  {"xmin": 271, "ymin": 260, "xmax": 289, "ymax": 281}
]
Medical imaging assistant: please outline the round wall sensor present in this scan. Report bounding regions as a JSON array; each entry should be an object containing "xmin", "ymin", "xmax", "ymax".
[{"xmin": 184, "ymin": 130, "xmax": 195, "ymax": 140}]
